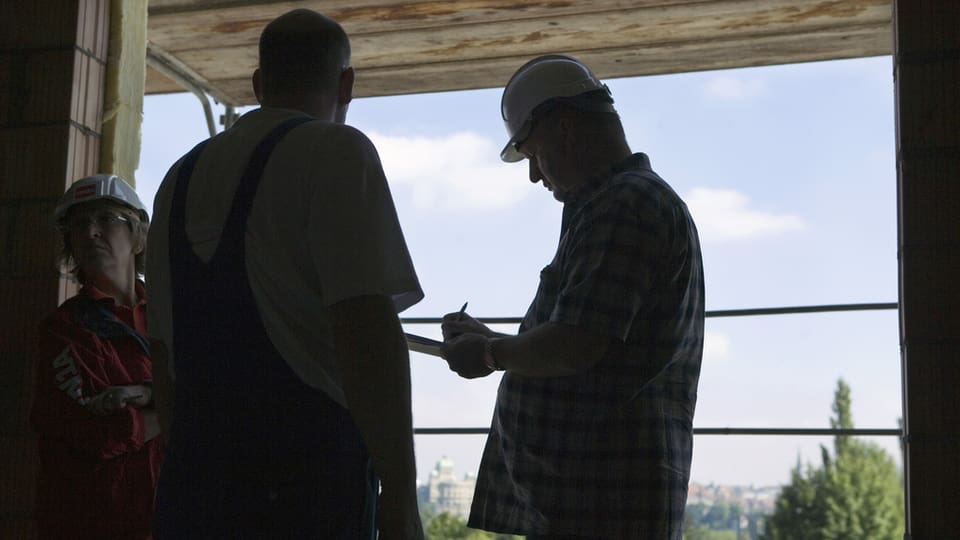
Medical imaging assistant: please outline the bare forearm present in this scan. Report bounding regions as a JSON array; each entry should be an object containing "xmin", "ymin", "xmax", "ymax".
[
  {"xmin": 332, "ymin": 296, "xmax": 418, "ymax": 492},
  {"xmin": 494, "ymin": 322, "xmax": 610, "ymax": 377}
]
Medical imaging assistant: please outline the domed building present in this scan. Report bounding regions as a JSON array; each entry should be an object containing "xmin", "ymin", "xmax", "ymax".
[{"xmin": 420, "ymin": 456, "xmax": 477, "ymax": 519}]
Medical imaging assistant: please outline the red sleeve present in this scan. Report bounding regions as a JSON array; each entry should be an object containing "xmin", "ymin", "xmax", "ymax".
[{"xmin": 30, "ymin": 311, "xmax": 146, "ymax": 460}]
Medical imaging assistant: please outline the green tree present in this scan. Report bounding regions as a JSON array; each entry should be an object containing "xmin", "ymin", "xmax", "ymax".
[
  {"xmin": 764, "ymin": 379, "xmax": 904, "ymax": 540},
  {"xmin": 683, "ymin": 524, "xmax": 706, "ymax": 540},
  {"xmin": 704, "ymin": 501, "xmax": 732, "ymax": 528},
  {"xmin": 423, "ymin": 511, "xmax": 518, "ymax": 540},
  {"xmin": 765, "ymin": 461, "xmax": 827, "ymax": 540},
  {"xmin": 684, "ymin": 498, "xmax": 760, "ymax": 539},
  {"xmin": 425, "ymin": 512, "xmax": 473, "ymax": 539},
  {"xmin": 683, "ymin": 524, "xmax": 738, "ymax": 540}
]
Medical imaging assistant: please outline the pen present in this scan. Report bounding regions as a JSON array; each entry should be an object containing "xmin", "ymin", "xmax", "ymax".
[{"xmin": 458, "ymin": 301, "xmax": 469, "ymax": 320}]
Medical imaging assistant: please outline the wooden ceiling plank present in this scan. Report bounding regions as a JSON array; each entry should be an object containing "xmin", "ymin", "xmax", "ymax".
[
  {"xmin": 147, "ymin": 0, "xmax": 707, "ymax": 53},
  {"xmin": 143, "ymin": 0, "xmax": 893, "ymax": 104},
  {"xmin": 147, "ymin": 0, "xmax": 700, "ymax": 14},
  {"xmin": 180, "ymin": 21, "xmax": 891, "ymax": 105},
  {"xmin": 145, "ymin": 65, "xmax": 183, "ymax": 94},
  {"xmin": 146, "ymin": 0, "xmax": 887, "ymax": 52},
  {"xmin": 149, "ymin": 0, "xmax": 298, "ymax": 15},
  {"xmin": 355, "ymin": 23, "xmax": 893, "ymax": 96},
  {"xmin": 147, "ymin": 0, "xmax": 698, "ymax": 16},
  {"xmin": 162, "ymin": 0, "xmax": 890, "ymax": 84},
  {"xmin": 347, "ymin": 0, "xmax": 892, "ymax": 68}
]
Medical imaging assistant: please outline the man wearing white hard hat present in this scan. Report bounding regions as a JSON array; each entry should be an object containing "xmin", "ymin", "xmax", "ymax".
[
  {"xmin": 441, "ymin": 55, "xmax": 705, "ymax": 538},
  {"xmin": 31, "ymin": 174, "xmax": 162, "ymax": 539}
]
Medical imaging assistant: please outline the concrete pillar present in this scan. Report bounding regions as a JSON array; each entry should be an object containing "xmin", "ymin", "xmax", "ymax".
[{"xmin": 895, "ymin": 1, "xmax": 960, "ymax": 538}]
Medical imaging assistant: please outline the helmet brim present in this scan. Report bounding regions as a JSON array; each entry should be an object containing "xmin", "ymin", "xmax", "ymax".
[{"xmin": 500, "ymin": 138, "xmax": 525, "ymax": 163}]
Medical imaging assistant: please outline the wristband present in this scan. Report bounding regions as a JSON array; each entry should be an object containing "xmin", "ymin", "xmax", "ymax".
[{"xmin": 483, "ymin": 338, "xmax": 501, "ymax": 371}]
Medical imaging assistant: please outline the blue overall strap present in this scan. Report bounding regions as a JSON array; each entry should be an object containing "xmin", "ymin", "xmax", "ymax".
[
  {"xmin": 167, "ymin": 117, "xmax": 312, "ymax": 267},
  {"xmin": 232, "ymin": 116, "xmax": 315, "ymax": 233}
]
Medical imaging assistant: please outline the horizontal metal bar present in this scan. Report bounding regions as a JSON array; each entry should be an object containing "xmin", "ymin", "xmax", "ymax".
[
  {"xmin": 402, "ymin": 317, "xmax": 519, "ymax": 325},
  {"xmin": 409, "ymin": 303, "xmax": 902, "ymax": 439},
  {"xmin": 415, "ymin": 428, "xmax": 490, "ymax": 435},
  {"xmin": 401, "ymin": 302, "xmax": 898, "ymax": 325},
  {"xmin": 705, "ymin": 302, "xmax": 898, "ymax": 318},
  {"xmin": 414, "ymin": 427, "xmax": 903, "ymax": 436},
  {"xmin": 693, "ymin": 428, "xmax": 902, "ymax": 436}
]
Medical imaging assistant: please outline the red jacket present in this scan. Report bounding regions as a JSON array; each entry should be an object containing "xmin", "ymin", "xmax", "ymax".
[{"xmin": 30, "ymin": 284, "xmax": 162, "ymax": 540}]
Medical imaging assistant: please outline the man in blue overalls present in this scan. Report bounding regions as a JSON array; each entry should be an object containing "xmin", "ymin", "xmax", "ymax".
[{"xmin": 146, "ymin": 9, "xmax": 425, "ymax": 539}]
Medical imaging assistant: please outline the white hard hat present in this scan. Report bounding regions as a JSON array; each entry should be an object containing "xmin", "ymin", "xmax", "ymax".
[
  {"xmin": 499, "ymin": 54, "xmax": 615, "ymax": 162},
  {"xmin": 54, "ymin": 174, "xmax": 147, "ymax": 222}
]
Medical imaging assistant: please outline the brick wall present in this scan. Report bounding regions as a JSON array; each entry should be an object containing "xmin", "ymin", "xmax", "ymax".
[{"xmin": 0, "ymin": 1, "xmax": 109, "ymax": 536}]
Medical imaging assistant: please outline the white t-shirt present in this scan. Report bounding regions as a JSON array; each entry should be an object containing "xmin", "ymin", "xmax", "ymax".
[{"xmin": 146, "ymin": 107, "xmax": 423, "ymax": 407}]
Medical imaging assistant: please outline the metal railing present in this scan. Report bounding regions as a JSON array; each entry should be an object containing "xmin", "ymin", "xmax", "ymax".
[{"xmin": 403, "ymin": 302, "xmax": 901, "ymax": 438}]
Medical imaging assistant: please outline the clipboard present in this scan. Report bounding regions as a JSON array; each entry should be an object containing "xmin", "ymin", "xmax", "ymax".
[{"xmin": 405, "ymin": 333, "xmax": 443, "ymax": 357}]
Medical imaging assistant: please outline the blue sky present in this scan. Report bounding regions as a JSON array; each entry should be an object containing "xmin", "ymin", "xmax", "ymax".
[{"xmin": 136, "ymin": 55, "xmax": 901, "ymax": 487}]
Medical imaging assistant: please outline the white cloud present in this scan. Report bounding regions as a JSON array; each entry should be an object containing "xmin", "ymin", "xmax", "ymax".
[
  {"xmin": 369, "ymin": 130, "xmax": 530, "ymax": 211},
  {"xmin": 685, "ymin": 187, "xmax": 805, "ymax": 241},
  {"xmin": 704, "ymin": 75, "xmax": 766, "ymax": 100},
  {"xmin": 703, "ymin": 330, "xmax": 732, "ymax": 365}
]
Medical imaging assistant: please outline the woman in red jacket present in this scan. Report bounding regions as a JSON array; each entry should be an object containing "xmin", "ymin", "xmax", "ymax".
[{"xmin": 31, "ymin": 174, "xmax": 162, "ymax": 539}]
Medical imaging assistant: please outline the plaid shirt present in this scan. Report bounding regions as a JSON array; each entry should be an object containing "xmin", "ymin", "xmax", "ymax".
[{"xmin": 468, "ymin": 154, "xmax": 705, "ymax": 538}]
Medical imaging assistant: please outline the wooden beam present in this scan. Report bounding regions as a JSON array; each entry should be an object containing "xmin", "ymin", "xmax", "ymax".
[
  {"xmin": 145, "ymin": 64, "xmax": 183, "ymax": 94},
  {"xmin": 148, "ymin": 0, "xmax": 703, "ymax": 29},
  {"xmin": 147, "ymin": 0, "xmax": 890, "ymax": 59},
  {"xmin": 182, "ymin": 21, "xmax": 892, "ymax": 104},
  {"xmin": 145, "ymin": 0, "xmax": 891, "ymax": 102}
]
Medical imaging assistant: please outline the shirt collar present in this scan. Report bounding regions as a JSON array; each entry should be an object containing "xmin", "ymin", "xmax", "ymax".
[
  {"xmin": 563, "ymin": 153, "xmax": 651, "ymax": 204},
  {"xmin": 81, "ymin": 280, "xmax": 147, "ymax": 308},
  {"xmin": 612, "ymin": 152, "xmax": 651, "ymax": 174}
]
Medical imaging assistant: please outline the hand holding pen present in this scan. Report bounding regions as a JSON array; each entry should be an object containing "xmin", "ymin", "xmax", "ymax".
[
  {"xmin": 440, "ymin": 302, "xmax": 499, "ymax": 379},
  {"xmin": 441, "ymin": 301, "xmax": 493, "ymax": 340}
]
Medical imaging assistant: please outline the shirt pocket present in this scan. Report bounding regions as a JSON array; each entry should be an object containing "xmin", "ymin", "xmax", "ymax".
[{"xmin": 533, "ymin": 262, "xmax": 562, "ymax": 323}]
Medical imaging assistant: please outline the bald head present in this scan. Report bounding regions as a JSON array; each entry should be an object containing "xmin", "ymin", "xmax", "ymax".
[{"xmin": 258, "ymin": 9, "xmax": 351, "ymax": 100}]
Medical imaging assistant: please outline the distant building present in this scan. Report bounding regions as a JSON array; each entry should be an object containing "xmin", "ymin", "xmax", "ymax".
[
  {"xmin": 415, "ymin": 461, "xmax": 782, "ymax": 523},
  {"xmin": 418, "ymin": 456, "xmax": 476, "ymax": 519},
  {"xmin": 686, "ymin": 482, "xmax": 780, "ymax": 516}
]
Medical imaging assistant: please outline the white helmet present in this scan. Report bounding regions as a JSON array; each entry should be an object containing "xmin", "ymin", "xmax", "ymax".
[
  {"xmin": 54, "ymin": 174, "xmax": 148, "ymax": 223},
  {"xmin": 499, "ymin": 54, "xmax": 615, "ymax": 162}
]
